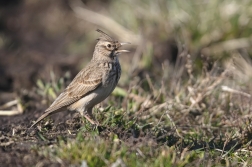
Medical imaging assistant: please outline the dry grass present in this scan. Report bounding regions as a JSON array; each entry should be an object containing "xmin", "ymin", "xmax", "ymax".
[
  {"xmin": 1, "ymin": 0, "xmax": 252, "ymax": 166},
  {"xmin": 30, "ymin": 0, "xmax": 252, "ymax": 166},
  {"xmin": 31, "ymin": 51, "xmax": 252, "ymax": 166}
]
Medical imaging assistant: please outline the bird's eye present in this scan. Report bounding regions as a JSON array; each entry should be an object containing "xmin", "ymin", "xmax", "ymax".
[{"xmin": 107, "ymin": 44, "xmax": 111, "ymax": 48}]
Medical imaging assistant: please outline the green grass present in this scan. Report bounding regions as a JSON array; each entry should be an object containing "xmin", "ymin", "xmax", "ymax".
[
  {"xmin": 29, "ymin": 0, "xmax": 252, "ymax": 166},
  {"xmin": 33, "ymin": 64, "xmax": 252, "ymax": 166},
  {"xmin": 33, "ymin": 55, "xmax": 252, "ymax": 166}
]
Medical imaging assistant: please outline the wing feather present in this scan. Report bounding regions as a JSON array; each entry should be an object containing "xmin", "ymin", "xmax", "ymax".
[{"xmin": 45, "ymin": 62, "xmax": 103, "ymax": 113}]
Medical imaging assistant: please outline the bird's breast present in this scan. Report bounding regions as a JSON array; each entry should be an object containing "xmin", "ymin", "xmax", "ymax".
[{"xmin": 102, "ymin": 62, "xmax": 121, "ymax": 87}]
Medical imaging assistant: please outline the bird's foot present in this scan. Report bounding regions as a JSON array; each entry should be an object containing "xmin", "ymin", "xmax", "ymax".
[{"xmin": 83, "ymin": 114, "xmax": 99, "ymax": 125}]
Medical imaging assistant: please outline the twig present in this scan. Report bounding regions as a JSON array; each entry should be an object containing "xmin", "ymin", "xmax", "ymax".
[
  {"xmin": 0, "ymin": 110, "xmax": 23, "ymax": 116},
  {"xmin": 0, "ymin": 100, "xmax": 18, "ymax": 110},
  {"xmin": 221, "ymin": 85, "xmax": 251, "ymax": 98},
  {"xmin": 0, "ymin": 99, "xmax": 23, "ymax": 116},
  {"xmin": 0, "ymin": 141, "xmax": 14, "ymax": 146},
  {"xmin": 136, "ymin": 148, "xmax": 145, "ymax": 158}
]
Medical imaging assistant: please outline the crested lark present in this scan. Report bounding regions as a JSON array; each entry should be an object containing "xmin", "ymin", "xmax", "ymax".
[{"xmin": 30, "ymin": 29, "xmax": 130, "ymax": 128}]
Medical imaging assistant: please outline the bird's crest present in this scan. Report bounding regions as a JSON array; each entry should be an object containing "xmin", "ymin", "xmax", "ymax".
[{"xmin": 96, "ymin": 29, "xmax": 114, "ymax": 42}]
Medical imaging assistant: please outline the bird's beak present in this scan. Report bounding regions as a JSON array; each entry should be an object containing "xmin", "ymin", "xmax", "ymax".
[
  {"xmin": 116, "ymin": 50, "xmax": 130, "ymax": 53},
  {"xmin": 120, "ymin": 42, "xmax": 131, "ymax": 46},
  {"xmin": 117, "ymin": 42, "xmax": 130, "ymax": 53}
]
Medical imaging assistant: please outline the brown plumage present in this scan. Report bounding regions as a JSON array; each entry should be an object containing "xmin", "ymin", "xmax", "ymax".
[{"xmin": 30, "ymin": 29, "xmax": 130, "ymax": 128}]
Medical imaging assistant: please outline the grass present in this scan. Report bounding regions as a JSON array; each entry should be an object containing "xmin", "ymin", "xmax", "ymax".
[
  {"xmin": 33, "ymin": 53, "xmax": 252, "ymax": 166},
  {"xmin": 9, "ymin": 0, "xmax": 252, "ymax": 166}
]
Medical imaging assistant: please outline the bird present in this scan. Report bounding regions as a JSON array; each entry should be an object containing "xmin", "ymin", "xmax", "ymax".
[{"xmin": 30, "ymin": 29, "xmax": 130, "ymax": 128}]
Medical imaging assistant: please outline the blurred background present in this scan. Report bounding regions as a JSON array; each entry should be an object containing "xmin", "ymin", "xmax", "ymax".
[{"xmin": 0, "ymin": 0, "xmax": 250, "ymax": 93}]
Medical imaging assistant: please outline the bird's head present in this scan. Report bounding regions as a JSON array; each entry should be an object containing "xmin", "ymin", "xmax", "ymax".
[{"xmin": 93, "ymin": 29, "xmax": 130, "ymax": 60}]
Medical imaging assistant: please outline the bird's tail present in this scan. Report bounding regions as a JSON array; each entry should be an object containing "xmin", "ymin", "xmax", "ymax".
[
  {"xmin": 29, "ymin": 108, "xmax": 64, "ymax": 129},
  {"xmin": 29, "ymin": 112, "xmax": 52, "ymax": 128}
]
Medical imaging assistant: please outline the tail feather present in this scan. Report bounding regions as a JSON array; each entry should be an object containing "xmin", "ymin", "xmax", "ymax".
[
  {"xmin": 29, "ymin": 111, "xmax": 53, "ymax": 128},
  {"xmin": 29, "ymin": 107, "xmax": 65, "ymax": 128}
]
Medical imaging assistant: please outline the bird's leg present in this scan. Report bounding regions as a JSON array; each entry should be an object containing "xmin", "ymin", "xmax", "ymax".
[{"xmin": 79, "ymin": 108, "xmax": 99, "ymax": 125}]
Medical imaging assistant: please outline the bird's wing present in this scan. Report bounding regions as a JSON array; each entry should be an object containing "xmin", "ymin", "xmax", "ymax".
[{"xmin": 45, "ymin": 63, "xmax": 103, "ymax": 113}]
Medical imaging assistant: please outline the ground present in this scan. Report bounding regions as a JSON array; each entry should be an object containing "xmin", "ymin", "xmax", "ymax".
[{"xmin": 1, "ymin": 0, "xmax": 252, "ymax": 167}]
